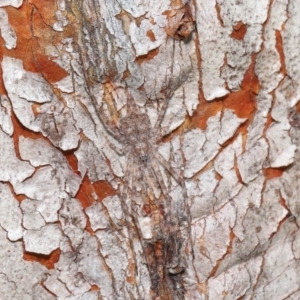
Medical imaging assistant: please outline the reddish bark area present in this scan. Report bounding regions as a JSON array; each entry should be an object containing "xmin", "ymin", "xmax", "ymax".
[{"xmin": 23, "ymin": 248, "xmax": 61, "ymax": 269}]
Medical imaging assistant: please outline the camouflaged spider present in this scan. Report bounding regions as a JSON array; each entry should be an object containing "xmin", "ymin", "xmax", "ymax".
[
  {"xmin": 99, "ymin": 91, "xmax": 188, "ymax": 296},
  {"xmin": 99, "ymin": 92, "xmax": 183, "ymax": 201}
]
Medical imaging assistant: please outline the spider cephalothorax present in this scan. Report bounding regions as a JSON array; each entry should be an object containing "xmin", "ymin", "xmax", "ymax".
[{"xmin": 119, "ymin": 112, "xmax": 152, "ymax": 163}]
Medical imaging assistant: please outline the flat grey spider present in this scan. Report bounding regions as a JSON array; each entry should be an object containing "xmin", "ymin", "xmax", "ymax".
[
  {"xmin": 98, "ymin": 91, "xmax": 189, "ymax": 297},
  {"xmin": 99, "ymin": 91, "xmax": 184, "ymax": 205}
]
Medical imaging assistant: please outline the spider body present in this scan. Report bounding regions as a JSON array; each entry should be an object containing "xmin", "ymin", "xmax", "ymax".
[
  {"xmin": 98, "ymin": 93, "xmax": 188, "ymax": 299},
  {"xmin": 119, "ymin": 112, "xmax": 153, "ymax": 164}
]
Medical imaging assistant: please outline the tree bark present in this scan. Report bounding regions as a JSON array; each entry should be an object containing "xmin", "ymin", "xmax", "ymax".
[{"xmin": 0, "ymin": 0, "xmax": 300, "ymax": 299}]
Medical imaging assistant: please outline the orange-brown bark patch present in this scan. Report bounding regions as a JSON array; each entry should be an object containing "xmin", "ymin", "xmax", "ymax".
[
  {"xmin": 230, "ymin": 21, "xmax": 247, "ymax": 40},
  {"xmin": 73, "ymin": 179, "xmax": 95, "ymax": 234},
  {"xmin": 214, "ymin": 171, "xmax": 222, "ymax": 181},
  {"xmin": 190, "ymin": 99, "xmax": 223, "ymax": 130},
  {"xmin": 146, "ymin": 30, "xmax": 156, "ymax": 42},
  {"xmin": 93, "ymin": 180, "xmax": 118, "ymax": 202},
  {"xmin": 28, "ymin": 0, "xmax": 58, "ymax": 26},
  {"xmin": 64, "ymin": 150, "xmax": 79, "ymax": 176},
  {"xmin": 1, "ymin": 7, "xmax": 68, "ymax": 85},
  {"xmin": 34, "ymin": 53, "xmax": 69, "ymax": 83},
  {"xmin": 7, "ymin": 182, "xmax": 27, "ymax": 203},
  {"xmin": 241, "ymin": 54, "xmax": 260, "ymax": 94},
  {"xmin": 264, "ymin": 112, "xmax": 273, "ymax": 131},
  {"xmin": 223, "ymin": 90, "xmax": 255, "ymax": 119},
  {"xmin": 10, "ymin": 108, "xmax": 45, "ymax": 159},
  {"xmin": 279, "ymin": 195, "xmax": 289, "ymax": 211},
  {"xmin": 5, "ymin": 4, "xmax": 32, "ymax": 39},
  {"xmin": 275, "ymin": 30, "xmax": 286, "ymax": 75},
  {"xmin": 126, "ymin": 261, "xmax": 137, "ymax": 285},
  {"xmin": 164, "ymin": 4, "xmax": 195, "ymax": 40},
  {"xmin": 90, "ymin": 285, "xmax": 100, "ymax": 292},
  {"xmin": 1, "ymin": 7, "xmax": 68, "ymax": 82},
  {"xmin": 123, "ymin": 69, "xmax": 131, "ymax": 79},
  {"xmin": 1, "ymin": 36, "xmax": 38, "ymax": 73},
  {"xmin": 135, "ymin": 47, "xmax": 160, "ymax": 65},
  {"xmin": 85, "ymin": 215, "xmax": 94, "ymax": 234},
  {"xmin": 263, "ymin": 168, "xmax": 284, "ymax": 180},
  {"xmin": 0, "ymin": 67, "xmax": 5, "ymax": 94},
  {"xmin": 75, "ymin": 174, "xmax": 96, "ymax": 209},
  {"xmin": 31, "ymin": 8, "xmax": 55, "ymax": 47},
  {"xmin": 198, "ymin": 282, "xmax": 208, "ymax": 294},
  {"xmin": 23, "ymin": 248, "xmax": 61, "ymax": 269},
  {"xmin": 209, "ymin": 230, "xmax": 236, "ymax": 278},
  {"xmin": 234, "ymin": 161, "xmax": 243, "ymax": 183},
  {"xmin": 142, "ymin": 203, "xmax": 152, "ymax": 215},
  {"xmin": 76, "ymin": 174, "xmax": 117, "ymax": 211},
  {"xmin": 191, "ymin": 52, "xmax": 259, "ymax": 131}
]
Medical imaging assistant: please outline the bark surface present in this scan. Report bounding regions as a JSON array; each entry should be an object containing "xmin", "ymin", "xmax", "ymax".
[{"xmin": 0, "ymin": 0, "xmax": 300, "ymax": 299}]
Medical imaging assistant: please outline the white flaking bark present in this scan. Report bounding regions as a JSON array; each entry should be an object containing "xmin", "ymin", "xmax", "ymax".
[
  {"xmin": 2, "ymin": 0, "xmax": 300, "ymax": 298},
  {"xmin": 85, "ymin": 201, "xmax": 110, "ymax": 231},
  {"xmin": 65, "ymin": 291, "xmax": 100, "ymax": 300},
  {"xmin": 18, "ymin": 137, "xmax": 81, "ymax": 197},
  {"xmin": 186, "ymin": 167, "xmax": 218, "ymax": 219},
  {"xmin": 237, "ymin": 138, "xmax": 268, "ymax": 184},
  {"xmin": 52, "ymin": 239, "xmax": 92, "ymax": 296},
  {"xmin": 0, "ymin": 95, "xmax": 13, "ymax": 135},
  {"xmin": 23, "ymin": 224, "xmax": 63, "ymax": 255},
  {"xmin": 22, "ymin": 211, "xmax": 46, "ymax": 230},
  {"xmin": 0, "ymin": 0, "xmax": 22, "ymax": 8},
  {"xmin": 195, "ymin": 0, "xmax": 268, "ymax": 100},
  {"xmin": 214, "ymin": 134, "xmax": 243, "ymax": 208},
  {"xmin": 183, "ymin": 109, "xmax": 245, "ymax": 178},
  {"xmin": 59, "ymin": 198, "xmax": 86, "ymax": 249},
  {"xmin": 53, "ymin": 8, "xmax": 68, "ymax": 32},
  {"xmin": 0, "ymin": 129, "xmax": 35, "ymax": 186},
  {"xmin": 0, "ymin": 8, "xmax": 16, "ymax": 49},
  {"xmin": 2, "ymin": 57, "xmax": 80, "ymax": 150},
  {"xmin": 266, "ymin": 121, "xmax": 296, "ymax": 167},
  {"xmin": 44, "ymin": 270, "xmax": 72, "ymax": 299},
  {"xmin": 207, "ymin": 256, "xmax": 262, "ymax": 299},
  {"xmin": 0, "ymin": 227, "xmax": 49, "ymax": 299},
  {"xmin": 0, "ymin": 183, "xmax": 23, "ymax": 241},
  {"xmin": 246, "ymin": 30, "xmax": 275, "ymax": 152},
  {"xmin": 194, "ymin": 0, "xmax": 229, "ymax": 100}
]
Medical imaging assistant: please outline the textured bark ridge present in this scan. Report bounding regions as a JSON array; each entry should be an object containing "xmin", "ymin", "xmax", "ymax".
[{"xmin": 1, "ymin": 0, "xmax": 300, "ymax": 299}]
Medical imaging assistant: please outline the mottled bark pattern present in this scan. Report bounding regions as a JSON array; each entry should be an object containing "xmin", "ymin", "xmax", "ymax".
[
  {"xmin": 1, "ymin": 0, "xmax": 300, "ymax": 300},
  {"xmin": 98, "ymin": 92, "xmax": 191, "ymax": 298}
]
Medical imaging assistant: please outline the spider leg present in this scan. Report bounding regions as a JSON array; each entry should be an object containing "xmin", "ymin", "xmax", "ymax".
[
  {"xmin": 102, "ymin": 134, "xmax": 125, "ymax": 156},
  {"xmin": 154, "ymin": 111, "xmax": 175, "ymax": 141},
  {"xmin": 155, "ymin": 157, "xmax": 195, "ymax": 268},
  {"xmin": 119, "ymin": 154, "xmax": 164, "ymax": 298},
  {"xmin": 153, "ymin": 152, "xmax": 194, "ymax": 257},
  {"xmin": 125, "ymin": 90, "xmax": 139, "ymax": 114},
  {"xmin": 149, "ymin": 159, "xmax": 174, "ymax": 233},
  {"xmin": 136, "ymin": 163, "xmax": 170, "ymax": 294},
  {"xmin": 120, "ymin": 153, "xmax": 140, "ymax": 227},
  {"xmin": 150, "ymin": 158, "xmax": 186, "ymax": 293},
  {"xmin": 152, "ymin": 95, "xmax": 171, "ymax": 138},
  {"xmin": 153, "ymin": 151, "xmax": 183, "ymax": 186},
  {"xmin": 126, "ymin": 158, "xmax": 165, "ymax": 295},
  {"xmin": 154, "ymin": 151, "xmax": 192, "ymax": 256},
  {"xmin": 142, "ymin": 163, "xmax": 161, "ymax": 205},
  {"xmin": 119, "ymin": 155, "xmax": 154, "ymax": 292},
  {"xmin": 98, "ymin": 104, "xmax": 125, "ymax": 143},
  {"xmin": 153, "ymin": 152, "xmax": 192, "ymax": 230}
]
